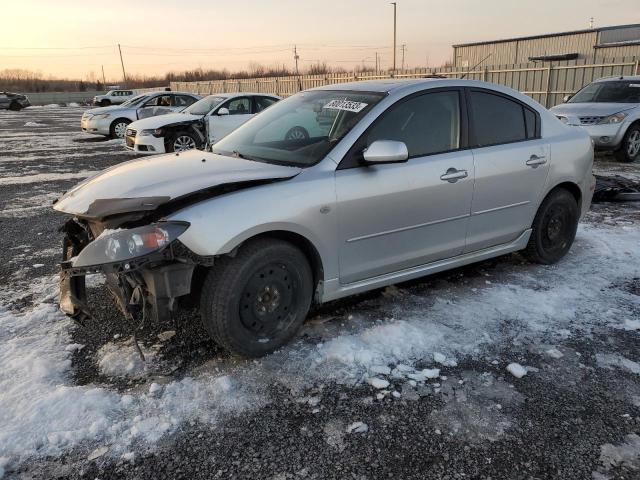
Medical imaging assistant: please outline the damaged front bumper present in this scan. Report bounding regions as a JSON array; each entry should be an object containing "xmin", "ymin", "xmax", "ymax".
[{"xmin": 59, "ymin": 218, "xmax": 210, "ymax": 325}]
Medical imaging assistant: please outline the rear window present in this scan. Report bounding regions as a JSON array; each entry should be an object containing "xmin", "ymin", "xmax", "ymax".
[{"xmin": 469, "ymin": 91, "xmax": 537, "ymax": 147}]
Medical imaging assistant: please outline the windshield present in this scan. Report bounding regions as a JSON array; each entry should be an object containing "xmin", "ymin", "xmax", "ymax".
[
  {"xmin": 569, "ymin": 81, "xmax": 640, "ymax": 103},
  {"xmin": 212, "ymin": 90, "xmax": 385, "ymax": 167},
  {"xmin": 121, "ymin": 94, "xmax": 149, "ymax": 107},
  {"xmin": 183, "ymin": 95, "xmax": 226, "ymax": 115}
]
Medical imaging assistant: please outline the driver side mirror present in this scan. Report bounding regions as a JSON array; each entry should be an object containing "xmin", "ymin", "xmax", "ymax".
[
  {"xmin": 563, "ymin": 94, "xmax": 572, "ymax": 103},
  {"xmin": 362, "ymin": 140, "xmax": 409, "ymax": 165},
  {"xmin": 217, "ymin": 107, "xmax": 230, "ymax": 116}
]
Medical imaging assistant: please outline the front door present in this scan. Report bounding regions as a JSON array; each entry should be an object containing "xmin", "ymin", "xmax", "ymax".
[
  {"xmin": 208, "ymin": 96, "xmax": 253, "ymax": 143},
  {"xmin": 464, "ymin": 89, "xmax": 551, "ymax": 252},
  {"xmin": 335, "ymin": 90, "xmax": 475, "ymax": 284}
]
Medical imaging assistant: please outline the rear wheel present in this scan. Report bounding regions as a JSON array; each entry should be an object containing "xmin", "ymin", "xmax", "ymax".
[
  {"xmin": 100, "ymin": 99, "xmax": 111, "ymax": 107},
  {"xmin": 8, "ymin": 101, "xmax": 21, "ymax": 111},
  {"xmin": 200, "ymin": 238, "xmax": 313, "ymax": 357},
  {"xmin": 109, "ymin": 118, "xmax": 130, "ymax": 139},
  {"xmin": 523, "ymin": 188, "xmax": 579, "ymax": 264},
  {"xmin": 167, "ymin": 131, "xmax": 199, "ymax": 152},
  {"xmin": 614, "ymin": 124, "xmax": 640, "ymax": 163}
]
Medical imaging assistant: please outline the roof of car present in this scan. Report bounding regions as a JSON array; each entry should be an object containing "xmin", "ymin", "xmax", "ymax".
[
  {"xmin": 205, "ymin": 92, "xmax": 280, "ymax": 98},
  {"xmin": 594, "ymin": 75, "xmax": 640, "ymax": 82},
  {"xmin": 312, "ymin": 78, "xmax": 508, "ymax": 94}
]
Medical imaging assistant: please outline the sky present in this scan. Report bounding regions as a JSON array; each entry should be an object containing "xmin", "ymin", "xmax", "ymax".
[{"xmin": 1, "ymin": 0, "xmax": 639, "ymax": 81}]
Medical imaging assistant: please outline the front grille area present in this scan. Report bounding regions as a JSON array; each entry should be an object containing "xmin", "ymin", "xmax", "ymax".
[
  {"xmin": 125, "ymin": 128, "xmax": 136, "ymax": 148},
  {"xmin": 579, "ymin": 116, "xmax": 602, "ymax": 125}
]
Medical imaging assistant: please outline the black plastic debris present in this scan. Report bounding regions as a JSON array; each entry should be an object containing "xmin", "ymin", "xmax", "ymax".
[{"xmin": 593, "ymin": 175, "xmax": 640, "ymax": 203}]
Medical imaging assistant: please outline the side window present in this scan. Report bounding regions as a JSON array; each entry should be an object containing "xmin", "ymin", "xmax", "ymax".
[
  {"xmin": 143, "ymin": 96, "xmax": 160, "ymax": 107},
  {"xmin": 254, "ymin": 96, "xmax": 278, "ymax": 113},
  {"xmin": 469, "ymin": 91, "xmax": 529, "ymax": 147},
  {"xmin": 176, "ymin": 95, "xmax": 197, "ymax": 107},
  {"xmin": 364, "ymin": 91, "xmax": 461, "ymax": 158},
  {"xmin": 223, "ymin": 97, "xmax": 251, "ymax": 115}
]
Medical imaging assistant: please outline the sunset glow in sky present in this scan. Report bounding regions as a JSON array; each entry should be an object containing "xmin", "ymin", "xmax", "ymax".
[{"xmin": 1, "ymin": 0, "xmax": 638, "ymax": 80}]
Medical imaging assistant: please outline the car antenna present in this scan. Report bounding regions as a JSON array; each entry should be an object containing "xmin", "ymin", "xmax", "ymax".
[{"xmin": 459, "ymin": 54, "xmax": 492, "ymax": 80}]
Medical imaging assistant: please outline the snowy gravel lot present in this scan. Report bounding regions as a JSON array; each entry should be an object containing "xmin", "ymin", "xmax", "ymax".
[{"xmin": 1, "ymin": 106, "xmax": 640, "ymax": 479}]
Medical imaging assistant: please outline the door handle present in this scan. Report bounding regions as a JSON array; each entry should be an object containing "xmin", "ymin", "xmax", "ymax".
[
  {"xmin": 526, "ymin": 155, "xmax": 547, "ymax": 167},
  {"xmin": 440, "ymin": 168, "xmax": 468, "ymax": 183}
]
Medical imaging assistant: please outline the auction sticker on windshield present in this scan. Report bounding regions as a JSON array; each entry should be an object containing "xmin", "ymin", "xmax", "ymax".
[{"xmin": 323, "ymin": 99, "xmax": 368, "ymax": 113}]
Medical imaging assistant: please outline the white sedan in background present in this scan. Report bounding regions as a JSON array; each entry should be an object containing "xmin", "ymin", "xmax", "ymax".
[
  {"xmin": 81, "ymin": 91, "xmax": 201, "ymax": 139},
  {"xmin": 124, "ymin": 93, "xmax": 281, "ymax": 154}
]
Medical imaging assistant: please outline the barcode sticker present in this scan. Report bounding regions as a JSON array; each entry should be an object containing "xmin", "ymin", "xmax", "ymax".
[{"xmin": 323, "ymin": 99, "xmax": 368, "ymax": 113}]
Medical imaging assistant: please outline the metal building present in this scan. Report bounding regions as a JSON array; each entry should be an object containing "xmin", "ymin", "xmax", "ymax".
[{"xmin": 453, "ymin": 23, "xmax": 640, "ymax": 67}]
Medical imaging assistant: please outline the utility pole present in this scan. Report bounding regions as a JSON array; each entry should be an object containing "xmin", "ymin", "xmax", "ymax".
[
  {"xmin": 401, "ymin": 44, "xmax": 406, "ymax": 71},
  {"xmin": 117, "ymin": 44, "xmax": 127, "ymax": 85},
  {"xmin": 293, "ymin": 45, "xmax": 300, "ymax": 75},
  {"xmin": 375, "ymin": 52, "xmax": 379, "ymax": 72},
  {"xmin": 589, "ymin": 17, "xmax": 594, "ymax": 29},
  {"xmin": 101, "ymin": 65, "xmax": 106, "ymax": 86},
  {"xmin": 391, "ymin": 2, "xmax": 397, "ymax": 72}
]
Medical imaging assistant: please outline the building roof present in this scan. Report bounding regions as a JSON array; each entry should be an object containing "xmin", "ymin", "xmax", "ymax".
[{"xmin": 453, "ymin": 23, "xmax": 640, "ymax": 48}]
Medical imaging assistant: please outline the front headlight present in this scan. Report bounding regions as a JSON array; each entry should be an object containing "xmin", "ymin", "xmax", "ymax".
[
  {"xmin": 93, "ymin": 113, "xmax": 111, "ymax": 119},
  {"xmin": 556, "ymin": 115, "xmax": 568, "ymax": 124},
  {"xmin": 140, "ymin": 128, "xmax": 164, "ymax": 137},
  {"xmin": 72, "ymin": 222, "xmax": 189, "ymax": 268},
  {"xmin": 83, "ymin": 113, "xmax": 94, "ymax": 120},
  {"xmin": 598, "ymin": 112, "xmax": 628, "ymax": 125}
]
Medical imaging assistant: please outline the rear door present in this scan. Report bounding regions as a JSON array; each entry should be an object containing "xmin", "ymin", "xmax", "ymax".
[
  {"xmin": 208, "ymin": 96, "xmax": 253, "ymax": 143},
  {"xmin": 335, "ymin": 89, "xmax": 475, "ymax": 284},
  {"xmin": 464, "ymin": 89, "xmax": 550, "ymax": 252}
]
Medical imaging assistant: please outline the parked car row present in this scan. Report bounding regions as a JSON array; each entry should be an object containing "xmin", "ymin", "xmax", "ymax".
[{"xmin": 73, "ymin": 76, "xmax": 640, "ymax": 164}]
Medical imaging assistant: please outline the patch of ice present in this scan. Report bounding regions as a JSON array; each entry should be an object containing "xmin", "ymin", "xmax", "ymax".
[
  {"xmin": 368, "ymin": 377, "xmax": 390, "ymax": 389},
  {"xmin": 506, "ymin": 363, "xmax": 527, "ymax": 378},
  {"xmin": 624, "ymin": 319, "xmax": 640, "ymax": 331},
  {"xmin": 599, "ymin": 433, "xmax": 640, "ymax": 471},
  {"xmin": 596, "ymin": 354, "xmax": 640, "ymax": 375},
  {"xmin": 422, "ymin": 368, "xmax": 440, "ymax": 379},
  {"xmin": 545, "ymin": 348, "xmax": 564, "ymax": 359},
  {"xmin": 346, "ymin": 421, "xmax": 368, "ymax": 434},
  {"xmin": 24, "ymin": 122, "xmax": 47, "ymax": 127}
]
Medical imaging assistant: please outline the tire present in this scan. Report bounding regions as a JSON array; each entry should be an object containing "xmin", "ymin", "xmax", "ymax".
[
  {"xmin": 200, "ymin": 238, "xmax": 313, "ymax": 357},
  {"xmin": 614, "ymin": 124, "xmax": 640, "ymax": 163},
  {"xmin": 523, "ymin": 188, "xmax": 579, "ymax": 265},
  {"xmin": 8, "ymin": 101, "xmax": 21, "ymax": 111},
  {"xmin": 284, "ymin": 126, "xmax": 309, "ymax": 141},
  {"xmin": 109, "ymin": 118, "xmax": 130, "ymax": 139},
  {"xmin": 100, "ymin": 99, "xmax": 111, "ymax": 107},
  {"xmin": 167, "ymin": 131, "xmax": 200, "ymax": 153}
]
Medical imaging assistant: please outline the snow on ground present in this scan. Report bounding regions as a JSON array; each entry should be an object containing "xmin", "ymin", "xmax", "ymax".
[{"xmin": 0, "ymin": 221, "xmax": 639, "ymax": 469}]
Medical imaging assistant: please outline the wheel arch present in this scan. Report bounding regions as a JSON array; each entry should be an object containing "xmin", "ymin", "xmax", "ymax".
[
  {"xmin": 546, "ymin": 181, "xmax": 582, "ymax": 211},
  {"xmin": 238, "ymin": 230, "xmax": 325, "ymax": 294}
]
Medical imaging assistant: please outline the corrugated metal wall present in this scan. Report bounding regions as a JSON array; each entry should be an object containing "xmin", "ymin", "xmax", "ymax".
[{"xmin": 170, "ymin": 57, "xmax": 639, "ymax": 108}]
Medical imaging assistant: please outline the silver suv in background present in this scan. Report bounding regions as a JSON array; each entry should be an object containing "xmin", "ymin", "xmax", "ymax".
[
  {"xmin": 81, "ymin": 91, "xmax": 201, "ymax": 139},
  {"xmin": 93, "ymin": 89, "xmax": 135, "ymax": 106},
  {"xmin": 550, "ymin": 76, "xmax": 640, "ymax": 162},
  {"xmin": 56, "ymin": 79, "xmax": 594, "ymax": 357}
]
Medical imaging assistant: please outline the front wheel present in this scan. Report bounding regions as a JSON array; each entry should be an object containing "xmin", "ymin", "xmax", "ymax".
[
  {"xmin": 523, "ymin": 188, "xmax": 579, "ymax": 264},
  {"xmin": 614, "ymin": 124, "xmax": 640, "ymax": 163},
  {"xmin": 8, "ymin": 101, "xmax": 21, "ymax": 111},
  {"xmin": 100, "ymin": 99, "xmax": 111, "ymax": 107},
  {"xmin": 167, "ymin": 131, "xmax": 199, "ymax": 152},
  {"xmin": 109, "ymin": 118, "xmax": 130, "ymax": 139},
  {"xmin": 200, "ymin": 238, "xmax": 313, "ymax": 357}
]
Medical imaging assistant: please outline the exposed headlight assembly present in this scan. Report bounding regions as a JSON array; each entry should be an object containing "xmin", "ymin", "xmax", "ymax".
[
  {"xmin": 72, "ymin": 222, "xmax": 189, "ymax": 268},
  {"xmin": 598, "ymin": 112, "xmax": 628, "ymax": 124}
]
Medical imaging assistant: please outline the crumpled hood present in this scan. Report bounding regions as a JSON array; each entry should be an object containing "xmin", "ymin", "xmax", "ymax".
[
  {"xmin": 550, "ymin": 102, "xmax": 637, "ymax": 118},
  {"xmin": 54, "ymin": 150, "xmax": 302, "ymax": 218},
  {"xmin": 128, "ymin": 112, "xmax": 202, "ymax": 131}
]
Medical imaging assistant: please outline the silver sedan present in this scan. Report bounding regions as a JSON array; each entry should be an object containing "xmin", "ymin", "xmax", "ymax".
[{"xmin": 55, "ymin": 79, "xmax": 594, "ymax": 357}]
